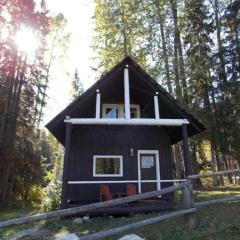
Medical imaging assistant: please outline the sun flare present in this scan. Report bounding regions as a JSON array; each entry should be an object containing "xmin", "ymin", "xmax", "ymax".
[{"xmin": 15, "ymin": 27, "xmax": 39, "ymax": 56}]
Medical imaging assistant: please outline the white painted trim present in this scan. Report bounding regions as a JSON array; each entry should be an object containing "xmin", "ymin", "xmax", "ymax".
[
  {"xmin": 130, "ymin": 104, "xmax": 140, "ymax": 118},
  {"xmin": 124, "ymin": 66, "xmax": 130, "ymax": 120},
  {"xmin": 65, "ymin": 118, "xmax": 189, "ymax": 126},
  {"xmin": 137, "ymin": 152, "xmax": 141, "ymax": 193},
  {"xmin": 93, "ymin": 155, "xmax": 123, "ymax": 177},
  {"xmin": 154, "ymin": 95, "xmax": 160, "ymax": 119},
  {"xmin": 137, "ymin": 150, "xmax": 161, "ymax": 193},
  {"xmin": 102, "ymin": 104, "xmax": 140, "ymax": 119},
  {"xmin": 95, "ymin": 91, "xmax": 101, "ymax": 119},
  {"xmin": 68, "ymin": 179, "xmax": 186, "ymax": 184}
]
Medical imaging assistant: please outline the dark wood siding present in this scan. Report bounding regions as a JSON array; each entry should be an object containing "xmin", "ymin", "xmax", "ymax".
[{"xmin": 67, "ymin": 125, "xmax": 173, "ymax": 203}]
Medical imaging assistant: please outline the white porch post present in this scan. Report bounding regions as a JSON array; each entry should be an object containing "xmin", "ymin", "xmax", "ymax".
[
  {"xmin": 95, "ymin": 89, "xmax": 101, "ymax": 119},
  {"xmin": 124, "ymin": 65, "xmax": 130, "ymax": 120},
  {"xmin": 154, "ymin": 92, "xmax": 160, "ymax": 119}
]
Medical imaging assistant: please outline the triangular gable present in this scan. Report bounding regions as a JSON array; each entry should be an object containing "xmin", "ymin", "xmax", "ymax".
[{"xmin": 46, "ymin": 56, "xmax": 205, "ymax": 145}]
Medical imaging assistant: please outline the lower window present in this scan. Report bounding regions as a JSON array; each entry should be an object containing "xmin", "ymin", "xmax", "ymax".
[{"xmin": 93, "ymin": 155, "xmax": 123, "ymax": 177}]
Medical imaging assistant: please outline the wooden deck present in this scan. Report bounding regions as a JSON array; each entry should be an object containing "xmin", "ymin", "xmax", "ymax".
[{"xmin": 68, "ymin": 198, "xmax": 175, "ymax": 215}]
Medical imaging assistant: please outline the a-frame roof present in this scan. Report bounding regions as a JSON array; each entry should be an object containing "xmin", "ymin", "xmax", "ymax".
[{"xmin": 46, "ymin": 56, "xmax": 205, "ymax": 145}]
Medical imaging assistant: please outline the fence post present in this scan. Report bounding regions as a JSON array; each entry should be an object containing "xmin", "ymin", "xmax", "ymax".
[{"xmin": 183, "ymin": 181, "xmax": 198, "ymax": 230}]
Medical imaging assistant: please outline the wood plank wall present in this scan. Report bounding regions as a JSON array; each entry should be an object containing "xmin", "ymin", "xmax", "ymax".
[{"xmin": 68, "ymin": 125, "xmax": 173, "ymax": 203}]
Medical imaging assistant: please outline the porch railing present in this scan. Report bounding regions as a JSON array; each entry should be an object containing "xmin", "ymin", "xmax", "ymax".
[
  {"xmin": 68, "ymin": 179, "xmax": 186, "ymax": 184},
  {"xmin": 68, "ymin": 179, "xmax": 187, "ymax": 193}
]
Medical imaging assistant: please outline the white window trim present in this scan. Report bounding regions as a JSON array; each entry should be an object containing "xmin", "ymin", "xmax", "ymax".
[
  {"xmin": 137, "ymin": 150, "xmax": 161, "ymax": 193},
  {"xmin": 130, "ymin": 104, "xmax": 140, "ymax": 118},
  {"xmin": 102, "ymin": 104, "xmax": 140, "ymax": 118},
  {"xmin": 93, "ymin": 155, "xmax": 123, "ymax": 177}
]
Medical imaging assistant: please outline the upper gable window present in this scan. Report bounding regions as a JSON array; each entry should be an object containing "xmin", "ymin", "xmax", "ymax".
[
  {"xmin": 102, "ymin": 104, "xmax": 140, "ymax": 118},
  {"xmin": 105, "ymin": 107, "xmax": 119, "ymax": 118},
  {"xmin": 130, "ymin": 106, "xmax": 140, "ymax": 118},
  {"xmin": 102, "ymin": 104, "xmax": 121, "ymax": 118}
]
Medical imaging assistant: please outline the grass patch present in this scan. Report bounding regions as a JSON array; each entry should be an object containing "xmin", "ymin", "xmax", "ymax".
[
  {"xmin": 0, "ymin": 188, "xmax": 239, "ymax": 240},
  {"xmin": 195, "ymin": 185, "xmax": 240, "ymax": 201},
  {"xmin": 0, "ymin": 204, "xmax": 44, "ymax": 239}
]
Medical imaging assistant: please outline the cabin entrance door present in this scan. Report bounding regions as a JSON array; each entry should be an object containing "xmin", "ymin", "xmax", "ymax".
[{"xmin": 137, "ymin": 150, "xmax": 160, "ymax": 193}]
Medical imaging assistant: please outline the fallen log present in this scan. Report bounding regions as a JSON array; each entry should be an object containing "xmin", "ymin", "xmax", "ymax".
[
  {"xmin": 78, "ymin": 208, "xmax": 197, "ymax": 240},
  {"xmin": 0, "ymin": 182, "xmax": 187, "ymax": 229}
]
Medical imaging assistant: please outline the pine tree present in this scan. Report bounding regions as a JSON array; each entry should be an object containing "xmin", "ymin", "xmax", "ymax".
[
  {"xmin": 91, "ymin": 0, "xmax": 240, "ymax": 183},
  {"xmin": 0, "ymin": 0, "xmax": 50, "ymax": 201},
  {"xmin": 71, "ymin": 68, "xmax": 84, "ymax": 100}
]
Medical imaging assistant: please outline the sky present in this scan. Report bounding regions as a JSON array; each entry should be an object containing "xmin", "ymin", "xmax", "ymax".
[{"xmin": 43, "ymin": 0, "xmax": 96, "ymax": 126}]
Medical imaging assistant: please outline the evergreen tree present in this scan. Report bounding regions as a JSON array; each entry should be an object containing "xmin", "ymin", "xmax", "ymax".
[
  {"xmin": 92, "ymin": 0, "xmax": 240, "ymax": 182},
  {"xmin": 70, "ymin": 68, "xmax": 84, "ymax": 100},
  {"xmin": 0, "ymin": 0, "xmax": 70, "ymax": 203}
]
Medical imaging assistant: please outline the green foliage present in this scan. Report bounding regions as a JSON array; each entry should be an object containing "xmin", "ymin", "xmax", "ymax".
[
  {"xmin": 92, "ymin": 0, "xmax": 240, "ymax": 177},
  {"xmin": 42, "ymin": 181, "xmax": 62, "ymax": 211},
  {"xmin": 93, "ymin": 0, "xmax": 150, "ymax": 71},
  {"xmin": 0, "ymin": 0, "xmax": 68, "ymax": 205},
  {"xmin": 70, "ymin": 68, "xmax": 84, "ymax": 100},
  {"xmin": 42, "ymin": 136, "xmax": 64, "ymax": 211}
]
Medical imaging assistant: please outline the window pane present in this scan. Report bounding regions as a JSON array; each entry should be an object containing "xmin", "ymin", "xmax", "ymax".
[
  {"xmin": 106, "ymin": 108, "xmax": 118, "ymax": 118},
  {"xmin": 130, "ymin": 107, "xmax": 137, "ymax": 118},
  {"xmin": 95, "ymin": 157, "xmax": 121, "ymax": 175},
  {"xmin": 141, "ymin": 155, "xmax": 154, "ymax": 168}
]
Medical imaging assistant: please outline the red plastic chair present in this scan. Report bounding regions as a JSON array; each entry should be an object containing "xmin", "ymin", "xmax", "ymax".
[
  {"xmin": 100, "ymin": 184, "xmax": 127, "ymax": 201},
  {"xmin": 100, "ymin": 184, "xmax": 113, "ymax": 201},
  {"xmin": 126, "ymin": 184, "xmax": 137, "ymax": 196}
]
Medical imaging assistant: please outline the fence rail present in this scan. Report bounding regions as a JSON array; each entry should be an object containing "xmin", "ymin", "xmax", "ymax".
[
  {"xmin": 194, "ymin": 195, "xmax": 240, "ymax": 207},
  {"xmin": 0, "ymin": 169, "xmax": 239, "ymax": 240},
  {"xmin": 0, "ymin": 182, "xmax": 187, "ymax": 229},
  {"xmin": 188, "ymin": 169, "xmax": 240, "ymax": 179},
  {"xmin": 78, "ymin": 169, "xmax": 240, "ymax": 239},
  {"xmin": 78, "ymin": 208, "xmax": 197, "ymax": 240}
]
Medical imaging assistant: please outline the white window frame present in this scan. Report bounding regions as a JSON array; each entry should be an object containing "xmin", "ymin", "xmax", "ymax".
[
  {"xmin": 130, "ymin": 104, "xmax": 140, "ymax": 118},
  {"xmin": 93, "ymin": 155, "xmax": 123, "ymax": 177},
  {"xmin": 102, "ymin": 104, "xmax": 140, "ymax": 118}
]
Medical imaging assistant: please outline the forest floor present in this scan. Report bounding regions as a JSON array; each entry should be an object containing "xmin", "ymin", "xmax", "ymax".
[{"xmin": 0, "ymin": 186, "xmax": 240, "ymax": 240}]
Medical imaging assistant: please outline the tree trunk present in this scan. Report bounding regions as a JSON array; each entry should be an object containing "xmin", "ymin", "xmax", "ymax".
[
  {"xmin": 170, "ymin": 0, "xmax": 189, "ymax": 105},
  {"xmin": 172, "ymin": 144, "xmax": 183, "ymax": 179},
  {"xmin": 214, "ymin": 0, "xmax": 227, "ymax": 91},
  {"xmin": 0, "ymin": 55, "xmax": 18, "ymax": 200},
  {"xmin": 0, "ymin": 56, "xmax": 26, "ymax": 201},
  {"xmin": 120, "ymin": 0, "xmax": 128, "ymax": 56},
  {"xmin": 0, "ymin": 160, "xmax": 11, "ymax": 201},
  {"xmin": 190, "ymin": 140, "xmax": 202, "ymax": 187},
  {"xmin": 154, "ymin": 0, "xmax": 173, "ymax": 95},
  {"xmin": 209, "ymin": 89, "xmax": 225, "ymax": 186}
]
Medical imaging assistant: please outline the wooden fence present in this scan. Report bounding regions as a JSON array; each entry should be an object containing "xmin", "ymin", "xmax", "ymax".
[
  {"xmin": 188, "ymin": 169, "xmax": 240, "ymax": 179},
  {"xmin": 79, "ymin": 208, "xmax": 197, "ymax": 240},
  {"xmin": 0, "ymin": 169, "xmax": 239, "ymax": 240},
  {"xmin": 0, "ymin": 182, "xmax": 187, "ymax": 229}
]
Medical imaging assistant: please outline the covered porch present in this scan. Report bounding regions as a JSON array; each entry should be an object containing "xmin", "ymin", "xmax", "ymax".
[{"xmin": 67, "ymin": 179, "xmax": 186, "ymax": 214}]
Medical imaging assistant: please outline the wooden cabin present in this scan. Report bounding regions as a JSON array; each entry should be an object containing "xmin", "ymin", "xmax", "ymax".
[{"xmin": 46, "ymin": 56, "xmax": 205, "ymax": 212}]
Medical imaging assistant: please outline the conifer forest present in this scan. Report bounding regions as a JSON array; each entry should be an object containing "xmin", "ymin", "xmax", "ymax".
[{"xmin": 0, "ymin": 0, "xmax": 239, "ymax": 207}]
